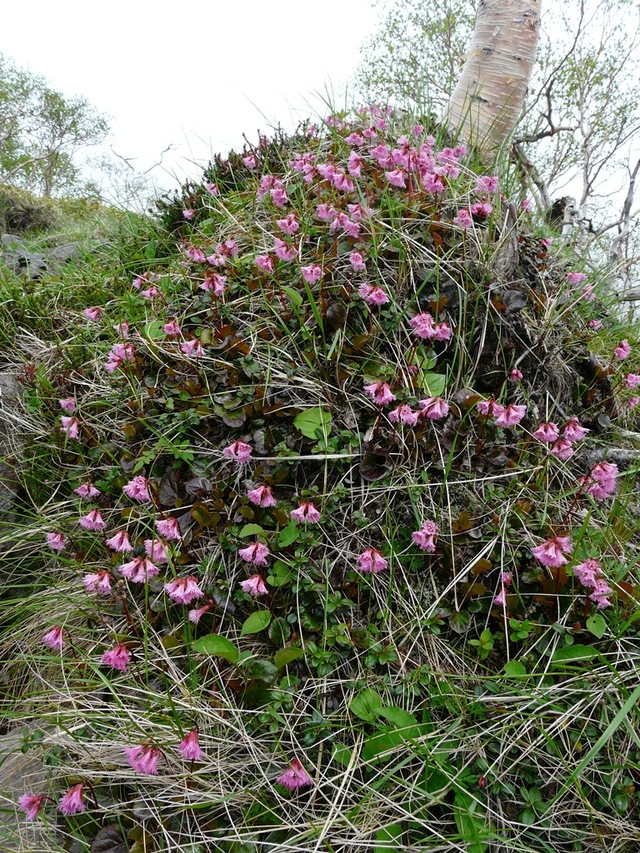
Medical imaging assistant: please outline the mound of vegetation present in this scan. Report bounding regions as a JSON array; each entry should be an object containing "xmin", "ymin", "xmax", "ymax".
[{"xmin": 2, "ymin": 107, "xmax": 640, "ymax": 853}]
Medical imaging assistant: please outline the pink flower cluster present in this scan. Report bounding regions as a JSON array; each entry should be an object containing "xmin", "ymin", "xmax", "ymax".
[
  {"xmin": 532, "ymin": 417, "xmax": 589, "ymax": 460},
  {"xmin": 477, "ymin": 398, "xmax": 527, "ymax": 428},
  {"xmin": 579, "ymin": 461, "xmax": 618, "ymax": 500},
  {"xmin": 572, "ymin": 558, "xmax": 613, "ymax": 608}
]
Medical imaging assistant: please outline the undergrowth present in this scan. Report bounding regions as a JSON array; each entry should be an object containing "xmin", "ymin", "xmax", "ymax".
[{"xmin": 1, "ymin": 106, "xmax": 640, "ymax": 853}]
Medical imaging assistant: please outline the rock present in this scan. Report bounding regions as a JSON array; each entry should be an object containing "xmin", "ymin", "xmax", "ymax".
[
  {"xmin": 0, "ymin": 729, "xmax": 58, "ymax": 851},
  {"xmin": 0, "ymin": 233, "xmax": 81, "ymax": 280}
]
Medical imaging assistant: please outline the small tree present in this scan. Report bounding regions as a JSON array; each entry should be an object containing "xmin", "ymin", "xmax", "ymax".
[{"xmin": 0, "ymin": 53, "xmax": 109, "ymax": 197}]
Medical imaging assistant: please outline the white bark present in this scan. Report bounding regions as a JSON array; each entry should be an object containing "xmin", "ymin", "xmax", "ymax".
[{"xmin": 445, "ymin": 0, "xmax": 542, "ymax": 156}]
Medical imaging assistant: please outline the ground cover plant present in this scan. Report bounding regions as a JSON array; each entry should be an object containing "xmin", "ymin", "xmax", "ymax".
[{"xmin": 2, "ymin": 105, "xmax": 640, "ymax": 852}]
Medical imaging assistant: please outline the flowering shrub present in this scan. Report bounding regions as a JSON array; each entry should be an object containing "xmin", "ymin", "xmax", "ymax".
[{"xmin": 5, "ymin": 106, "xmax": 640, "ymax": 852}]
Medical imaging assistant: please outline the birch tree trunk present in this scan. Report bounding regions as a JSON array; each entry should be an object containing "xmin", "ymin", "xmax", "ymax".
[{"xmin": 445, "ymin": 0, "xmax": 541, "ymax": 157}]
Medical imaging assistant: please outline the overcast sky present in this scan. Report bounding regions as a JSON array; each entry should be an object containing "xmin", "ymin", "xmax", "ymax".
[{"xmin": 0, "ymin": 0, "xmax": 379, "ymax": 191}]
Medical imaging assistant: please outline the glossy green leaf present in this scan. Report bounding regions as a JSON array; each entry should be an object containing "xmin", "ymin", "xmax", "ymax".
[
  {"xmin": 241, "ymin": 610, "xmax": 272, "ymax": 636},
  {"xmin": 192, "ymin": 633, "xmax": 239, "ymax": 664},
  {"xmin": 350, "ymin": 688, "xmax": 383, "ymax": 722},
  {"xmin": 293, "ymin": 407, "xmax": 331, "ymax": 439},
  {"xmin": 274, "ymin": 647, "xmax": 304, "ymax": 668}
]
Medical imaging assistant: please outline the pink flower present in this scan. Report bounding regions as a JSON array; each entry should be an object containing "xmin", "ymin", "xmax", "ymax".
[
  {"xmin": 102, "ymin": 644, "xmax": 131, "ymax": 671},
  {"xmin": 356, "ymin": 548, "xmax": 388, "ymax": 574},
  {"xmin": 240, "ymin": 574, "xmax": 268, "ymax": 596},
  {"xmin": 419, "ymin": 397, "xmax": 449, "ymax": 420},
  {"xmin": 83, "ymin": 306, "xmax": 104, "ymax": 321},
  {"xmin": 75, "ymin": 481, "xmax": 100, "ymax": 499},
  {"xmin": 200, "ymin": 273, "xmax": 227, "ymax": 296},
  {"xmin": 573, "ymin": 558, "xmax": 613, "ymax": 608},
  {"xmin": 243, "ymin": 155, "xmax": 257, "ymax": 169},
  {"xmin": 625, "ymin": 373, "xmax": 640, "ymax": 388},
  {"xmin": 532, "ymin": 422, "xmax": 560, "ymax": 443},
  {"xmin": 239, "ymin": 541, "xmax": 270, "ymax": 566},
  {"xmin": 359, "ymin": 283, "xmax": 389, "ymax": 305},
  {"xmin": 58, "ymin": 397, "xmax": 76, "ymax": 412},
  {"xmin": 589, "ymin": 319, "xmax": 603, "ymax": 331},
  {"xmin": 510, "ymin": 368, "xmax": 523, "ymax": 382},
  {"xmin": 165, "ymin": 576, "xmax": 204, "ymax": 604},
  {"xmin": 18, "ymin": 793, "xmax": 45, "ymax": 820},
  {"xmin": 412, "ymin": 520, "xmax": 438, "ymax": 552},
  {"xmin": 349, "ymin": 251, "xmax": 366, "ymax": 271},
  {"xmin": 79, "ymin": 509, "xmax": 106, "ymax": 531},
  {"xmin": 274, "ymin": 237, "xmax": 297, "ymax": 261},
  {"xmin": 531, "ymin": 535, "xmax": 573, "ymax": 568},
  {"xmin": 247, "ymin": 484, "xmax": 277, "ymax": 507},
  {"xmin": 255, "ymin": 254, "xmax": 275, "ymax": 273},
  {"xmin": 183, "ymin": 209, "xmax": 195, "ymax": 220},
  {"xmin": 205, "ymin": 181, "xmax": 218, "ymax": 196},
  {"xmin": 106, "ymin": 530, "xmax": 132, "ymax": 552},
  {"xmin": 494, "ymin": 403, "xmax": 526, "ymax": 428},
  {"xmin": 582, "ymin": 285, "xmax": 595, "ymax": 301},
  {"xmin": 301, "ymin": 264, "xmax": 323, "ymax": 284},
  {"xmin": 385, "ymin": 169, "xmax": 407, "ymax": 188},
  {"xmin": 549, "ymin": 439, "xmax": 574, "ymax": 460},
  {"xmin": 580, "ymin": 461, "xmax": 618, "ymax": 500},
  {"xmin": 223, "ymin": 440, "xmax": 253, "ymax": 464},
  {"xmin": 453, "ymin": 208, "xmax": 473, "ymax": 228},
  {"xmin": 630, "ymin": 396, "xmax": 640, "ymax": 409},
  {"xmin": 124, "ymin": 744, "xmax": 161, "ymax": 775},
  {"xmin": 348, "ymin": 151, "xmax": 363, "ymax": 177},
  {"xmin": 180, "ymin": 339, "xmax": 204, "ymax": 358},
  {"xmin": 83, "ymin": 570, "xmax": 112, "ymax": 594},
  {"xmin": 119, "ymin": 557, "xmax": 159, "ymax": 583},
  {"xmin": 477, "ymin": 398, "xmax": 504, "ymax": 418},
  {"xmin": 105, "ymin": 342, "xmax": 136, "ymax": 373},
  {"xmin": 364, "ymin": 381, "xmax": 396, "ymax": 406},
  {"xmin": 58, "ymin": 784, "xmax": 85, "ymax": 816},
  {"xmin": 277, "ymin": 758, "xmax": 313, "ymax": 791},
  {"xmin": 388, "ymin": 404, "xmax": 419, "ymax": 426},
  {"xmin": 179, "ymin": 729, "xmax": 204, "ymax": 761},
  {"xmin": 562, "ymin": 417, "xmax": 589, "ymax": 442},
  {"xmin": 184, "ymin": 245, "xmax": 206, "ymax": 262},
  {"xmin": 145, "ymin": 539, "xmax": 169, "ymax": 563},
  {"xmin": 614, "ymin": 340, "xmax": 631, "ymax": 360},
  {"xmin": 469, "ymin": 202, "xmax": 493, "ymax": 217},
  {"xmin": 277, "ymin": 213, "xmax": 300, "ymax": 236},
  {"xmin": 409, "ymin": 312, "xmax": 436, "ymax": 340},
  {"xmin": 140, "ymin": 285, "xmax": 159, "ymax": 300},
  {"xmin": 290, "ymin": 501, "xmax": 321, "ymax": 523},
  {"xmin": 43, "ymin": 626, "xmax": 65, "ymax": 651},
  {"xmin": 434, "ymin": 321, "xmax": 452, "ymax": 341},
  {"xmin": 123, "ymin": 475, "xmax": 151, "ymax": 502},
  {"xmin": 475, "ymin": 175, "xmax": 499, "ymax": 193},
  {"xmin": 163, "ymin": 319, "xmax": 182, "ymax": 337},
  {"xmin": 566, "ymin": 272, "xmax": 587, "ymax": 285},
  {"xmin": 61, "ymin": 416, "xmax": 79, "ymax": 439},
  {"xmin": 493, "ymin": 588, "xmax": 506, "ymax": 606},
  {"xmin": 189, "ymin": 603, "xmax": 212, "ymax": 623},
  {"xmin": 270, "ymin": 186, "xmax": 289, "ymax": 208},
  {"xmin": 46, "ymin": 531, "xmax": 66, "ymax": 551},
  {"xmin": 155, "ymin": 516, "xmax": 182, "ymax": 540}
]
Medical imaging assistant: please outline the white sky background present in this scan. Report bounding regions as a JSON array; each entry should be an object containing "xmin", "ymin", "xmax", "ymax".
[{"xmin": 1, "ymin": 0, "xmax": 379, "ymax": 193}]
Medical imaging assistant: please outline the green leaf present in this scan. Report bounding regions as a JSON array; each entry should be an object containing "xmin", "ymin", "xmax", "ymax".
[
  {"xmin": 503, "ymin": 661, "xmax": 527, "ymax": 677},
  {"xmin": 144, "ymin": 319, "xmax": 165, "ymax": 340},
  {"xmin": 421, "ymin": 372, "xmax": 447, "ymax": 396},
  {"xmin": 453, "ymin": 791, "xmax": 489, "ymax": 853},
  {"xmin": 294, "ymin": 407, "xmax": 331, "ymax": 439},
  {"xmin": 586, "ymin": 614, "xmax": 607, "ymax": 639},
  {"xmin": 281, "ymin": 285, "xmax": 303, "ymax": 307},
  {"xmin": 375, "ymin": 823, "xmax": 404, "ymax": 852},
  {"xmin": 241, "ymin": 610, "xmax": 272, "ymax": 636},
  {"xmin": 268, "ymin": 616, "xmax": 291, "ymax": 646},
  {"xmin": 551, "ymin": 644, "xmax": 598, "ymax": 664},
  {"xmin": 376, "ymin": 706, "xmax": 421, "ymax": 739},
  {"xmin": 277, "ymin": 523, "xmax": 299, "ymax": 548},
  {"xmin": 266, "ymin": 560, "xmax": 292, "ymax": 587},
  {"xmin": 192, "ymin": 633, "xmax": 239, "ymax": 664},
  {"xmin": 332, "ymin": 743, "xmax": 352, "ymax": 767},
  {"xmin": 239, "ymin": 523, "xmax": 265, "ymax": 538},
  {"xmin": 350, "ymin": 688, "xmax": 383, "ymax": 722},
  {"xmin": 144, "ymin": 240, "xmax": 156, "ymax": 260},
  {"xmin": 240, "ymin": 657, "xmax": 278, "ymax": 683},
  {"xmin": 362, "ymin": 728, "xmax": 404, "ymax": 761},
  {"xmin": 274, "ymin": 647, "xmax": 304, "ymax": 668}
]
